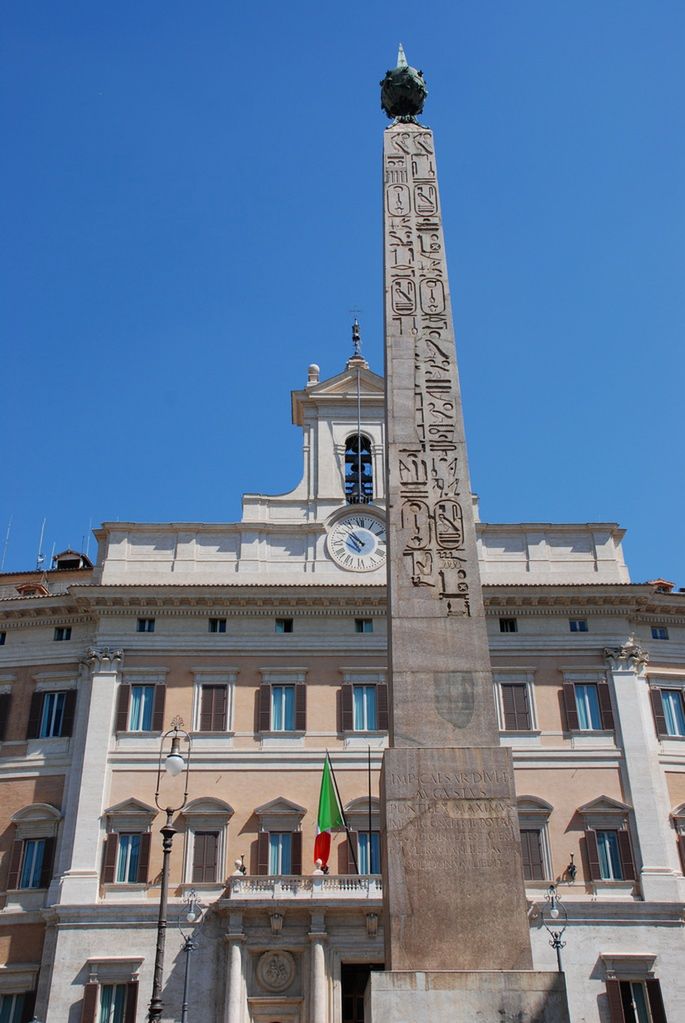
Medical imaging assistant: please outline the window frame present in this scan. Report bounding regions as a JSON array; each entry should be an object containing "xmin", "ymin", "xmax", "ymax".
[
  {"xmin": 579, "ymin": 797, "xmax": 636, "ymax": 889},
  {"xmin": 255, "ymin": 797, "xmax": 305, "ymax": 875},
  {"xmin": 115, "ymin": 674, "xmax": 167, "ymax": 734},
  {"xmin": 494, "ymin": 673, "xmax": 537, "ymax": 733},
  {"xmin": 275, "ymin": 618, "xmax": 294, "ymax": 634},
  {"xmin": 181, "ymin": 798, "xmax": 233, "ymax": 887},
  {"xmin": 53, "ymin": 626, "xmax": 72, "ymax": 642},
  {"xmin": 562, "ymin": 673, "xmax": 614, "ymax": 732},
  {"xmin": 354, "ymin": 618, "xmax": 374, "ymax": 634},
  {"xmin": 258, "ymin": 671, "xmax": 306, "ymax": 736},
  {"xmin": 7, "ymin": 803, "xmax": 61, "ymax": 895},
  {"xmin": 650, "ymin": 681, "xmax": 685, "ymax": 739},
  {"xmin": 208, "ymin": 618, "xmax": 227, "ymax": 633},
  {"xmin": 651, "ymin": 626, "xmax": 669, "ymax": 641},
  {"xmin": 191, "ymin": 672, "xmax": 236, "ymax": 734},
  {"xmin": 569, "ymin": 618, "xmax": 589, "ymax": 633},
  {"xmin": 136, "ymin": 618, "xmax": 155, "ymax": 634},
  {"xmin": 499, "ymin": 617, "xmax": 518, "ymax": 633}
]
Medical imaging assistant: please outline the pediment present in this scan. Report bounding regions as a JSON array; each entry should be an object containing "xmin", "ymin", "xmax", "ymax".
[
  {"xmin": 104, "ymin": 797, "xmax": 157, "ymax": 818},
  {"xmin": 308, "ymin": 366, "xmax": 385, "ymax": 398},
  {"xmin": 255, "ymin": 796, "xmax": 306, "ymax": 818},
  {"xmin": 183, "ymin": 797, "xmax": 234, "ymax": 817},
  {"xmin": 517, "ymin": 795, "xmax": 553, "ymax": 814},
  {"xmin": 11, "ymin": 802, "xmax": 62, "ymax": 823},
  {"xmin": 577, "ymin": 795, "xmax": 632, "ymax": 816}
]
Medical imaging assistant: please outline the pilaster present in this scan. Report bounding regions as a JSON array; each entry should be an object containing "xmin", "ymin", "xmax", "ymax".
[
  {"xmin": 605, "ymin": 638, "xmax": 685, "ymax": 901},
  {"xmin": 51, "ymin": 647, "xmax": 122, "ymax": 904},
  {"xmin": 224, "ymin": 913, "xmax": 245, "ymax": 1023},
  {"xmin": 308, "ymin": 911, "xmax": 328, "ymax": 1023}
]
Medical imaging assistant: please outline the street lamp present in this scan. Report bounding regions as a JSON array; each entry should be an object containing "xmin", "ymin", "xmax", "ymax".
[
  {"xmin": 148, "ymin": 718, "xmax": 191, "ymax": 1023},
  {"xmin": 178, "ymin": 888, "xmax": 205, "ymax": 1023},
  {"xmin": 542, "ymin": 884, "xmax": 568, "ymax": 973}
]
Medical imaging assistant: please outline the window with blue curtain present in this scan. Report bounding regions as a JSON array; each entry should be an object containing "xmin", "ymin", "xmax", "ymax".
[
  {"xmin": 19, "ymin": 838, "xmax": 45, "ymax": 888},
  {"xmin": 99, "ymin": 984, "xmax": 127, "ymax": 1023},
  {"xmin": 271, "ymin": 686, "xmax": 295, "ymax": 731},
  {"xmin": 358, "ymin": 831, "xmax": 381, "ymax": 874},
  {"xmin": 0, "ymin": 994, "xmax": 25, "ymax": 1023},
  {"xmin": 129, "ymin": 686, "xmax": 154, "ymax": 731},
  {"xmin": 596, "ymin": 830, "xmax": 623, "ymax": 879},
  {"xmin": 661, "ymin": 690, "xmax": 685, "ymax": 736},
  {"xmin": 39, "ymin": 691, "xmax": 66, "ymax": 738},
  {"xmin": 353, "ymin": 685, "xmax": 377, "ymax": 731},
  {"xmin": 116, "ymin": 834, "xmax": 141, "ymax": 883},
  {"xmin": 575, "ymin": 684, "xmax": 602, "ymax": 730},
  {"xmin": 268, "ymin": 832, "xmax": 292, "ymax": 874}
]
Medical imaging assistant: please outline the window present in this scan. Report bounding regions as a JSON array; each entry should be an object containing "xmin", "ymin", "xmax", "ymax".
[
  {"xmin": 53, "ymin": 626, "xmax": 71, "ymax": 642},
  {"xmin": 606, "ymin": 979, "xmax": 667, "ymax": 1023},
  {"xmin": 353, "ymin": 685, "xmax": 377, "ymax": 730},
  {"xmin": 98, "ymin": 984, "xmax": 129, "ymax": 1023},
  {"xmin": 81, "ymin": 981, "xmax": 138, "ymax": 1023},
  {"xmin": 258, "ymin": 681, "xmax": 306, "ymax": 733},
  {"xmin": 651, "ymin": 626, "xmax": 669, "ymax": 641},
  {"xmin": 0, "ymin": 692, "xmax": 10, "ymax": 741},
  {"xmin": 341, "ymin": 680, "xmax": 388, "ymax": 733},
  {"xmin": 101, "ymin": 831, "xmax": 150, "ymax": 885},
  {"xmin": 192, "ymin": 832, "xmax": 219, "ymax": 883},
  {"xmin": 499, "ymin": 618, "xmax": 518, "ymax": 633},
  {"xmin": 659, "ymin": 690, "xmax": 685, "ymax": 737},
  {"xmin": 562, "ymin": 678, "xmax": 614, "ymax": 731},
  {"xmin": 268, "ymin": 832, "xmax": 293, "ymax": 874},
  {"xmin": 519, "ymin": 829, "xmax": 545, "ymax": 880},
  {"xmin": 596, "ymin": 830, "xmax": 623, "ymax": 879},
  {"xmin": 199, "ymin": 685, "xmax": 227, "ymax": 731},
  {"xmin": 275, "ymin": 618, "xmax": 293, "ymax": 634},
  {"xmin": 136, "ymin": 618, "xmax": 155, "ymax": 633},
  {"xmin": 584, "ymin": 826, "xmax": 635, "ymax": 884},
  {"xmin": 358, "ymin": 830, "xmax": 381, "ymax": 874},
  {"xmin": 0, "ymin": 632, "xmax": 5, "ymax": 646},
  {"xmin": 115, "ymin": 683, "xmax": 165, "ymax": 733},
  {"xmin": 8, "ymin": 837, "xmax": 54, "ymax": 890},
  {"xmin": 129, "ymin": 686, "xmax": 154, "ymax": 731},
  {"xmin": 500, "ymin": 683, "xmax": 531, "ymax": 730},
  {"xmin": 26, "ymin": 689, "xmax": 76, "ymax": 740},
  {"xmin": 355, "ymin": 618, "xmax": 374, "ymax": 634},
  {"xmin": 208, "ymin": 617, "xmax": 226, "ymax": 633},
  {"xmin": 0, "ymin": 992, "xmax": 35, "ymax": 1023},
  {"xmin": 344, "ymin": 433, "xmax": 373, "ymax": 504},
  {"xmin": 570, "ymin": 619, "xmax": 589, "ymax": 632}
]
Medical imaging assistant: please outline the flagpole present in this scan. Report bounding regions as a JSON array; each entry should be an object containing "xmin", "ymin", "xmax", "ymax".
[{"xmin": 326, "ymin": 750, "xmax": 359, "ymax": 875}]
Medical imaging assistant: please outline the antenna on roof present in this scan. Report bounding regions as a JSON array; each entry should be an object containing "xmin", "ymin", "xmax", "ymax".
[
  {"xmin": 50, "ymin": 542, "xmax": 56, "ymax": 569},
  {"xmin": 85, "ymin": 519, "xmax": 92, "ymax": 559},
  {"xmin": 0, "ymin": 516, "xmax": 12, "ymax": 571},
  {"xmin": 36, "ymin": 518, "xmax": 46, "ymax": 571}
]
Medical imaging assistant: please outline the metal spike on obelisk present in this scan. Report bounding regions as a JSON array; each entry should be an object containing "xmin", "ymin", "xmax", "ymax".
[
  {"xmin": 367, "ymin": 49, "xmax": 571, "ymax": 1023},
  {"xmin": 396, "ymin": 42, "xmax": 408, "ymax": 68}
]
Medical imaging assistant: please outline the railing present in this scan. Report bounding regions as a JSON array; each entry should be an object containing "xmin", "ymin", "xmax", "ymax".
[{"xmin": 228, "ymin": 874, "xmax": 382, "ymax": 900}]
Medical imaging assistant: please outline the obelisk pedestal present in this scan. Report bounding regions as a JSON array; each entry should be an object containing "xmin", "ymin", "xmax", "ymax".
[{"xmin": 368, "ymin": 50, "xmax": 570, "ymax": 1022}]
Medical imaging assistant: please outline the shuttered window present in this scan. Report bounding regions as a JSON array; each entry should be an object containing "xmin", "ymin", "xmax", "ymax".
[
  {"xmin": 0, "ymin": 692, "xmax": 12, "ymax": 742},
  {"xmin": 200, "ymin": 686, "xmax": 227, "ymax": 731},
  {"xmin": 342, "ymin": 684, "xmax": 388, "ymax": 732},
  {"xmin": 259, "ymin": 684, "xmax": 306, "ymax": 732},
  {"xmin": 562, "ymin": 680, "xmax": 614, "ymax": 731},
  {"xmin": 101, "ymin": 833, "xmax": 150, "ymax": 885},
  {"xmin": 258, "ymin": 831, "xmax": 302, "ymax": 876},
  {"xmin": 0, "ymin": 991, "xmax": 36, "ymax": 1023},
  {"xmin": 80, "ymin": 981, "xmax": 138, "ymax": 1023},
  {"xmin": 8, "ymin": 837, "xmax": 55, "ymax": 890},
  {"xmin": 192, "ymin": 832, "xmax": 219, "ymax": 883},
  {"xmin": 519, "ymin": 829, "xmax": 545, "ymax": 880},
  {"xmin": 606, "ymin": 978, "xmax": 668, "ymax": 1023},
  {"xmin": 650, "ymin": 688, "xmax": 685, "ymax": 738},
  {"xmin": 501, "ymin": 684, "xmax": 531, "ymax": 730},
  {"xmin": 585, "ymin": 829, "xmax": 635, "ymax": 882},
  {"xmin": 115, "ymin": 685, "xmax": 165, "ymax": 733}
]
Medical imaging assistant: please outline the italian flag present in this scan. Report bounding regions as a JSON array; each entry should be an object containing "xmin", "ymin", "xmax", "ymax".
[{"xmin": 314, "ymin": 754, "xmax": 344, "ymax": 866}]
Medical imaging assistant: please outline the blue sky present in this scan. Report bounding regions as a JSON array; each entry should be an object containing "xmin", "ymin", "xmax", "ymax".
[{"xmin": 2, "ymin": 2, "xmax": 683, "ymax": 584}]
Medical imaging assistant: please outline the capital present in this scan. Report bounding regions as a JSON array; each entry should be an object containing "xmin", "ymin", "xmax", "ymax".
[
  {"xmin": 604, "ymin": 635, "xmax": 649, "ymax": 673},
  {"xmin": 83, "ymin": 647, "xmax": 123, "ymax": 672}
]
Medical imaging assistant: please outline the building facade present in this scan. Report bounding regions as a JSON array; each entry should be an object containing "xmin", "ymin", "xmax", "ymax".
[{"xmin": 0, "ymin": 352, "xmax": 684, "ymax": 1023}]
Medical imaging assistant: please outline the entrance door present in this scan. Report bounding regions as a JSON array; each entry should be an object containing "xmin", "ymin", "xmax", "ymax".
[{"xmin": 340, "ymin": 964, "xmax": 384, "ymax": 1023}]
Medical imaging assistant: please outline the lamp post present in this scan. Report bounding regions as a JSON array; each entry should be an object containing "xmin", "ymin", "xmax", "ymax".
[
  {"xmin": 148, "ymin": 718, "xmax": 191, "ymax": 1023},
  {"xmin": 542, "ymin": 884, "xmax": 568, "ymax": 973},
  {"xmin": 179, "ymin": 889, "xmax": 205, "ymax": 1023}
]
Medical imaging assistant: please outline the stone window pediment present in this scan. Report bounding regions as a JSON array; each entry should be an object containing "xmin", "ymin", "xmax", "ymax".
[
  {"xmin": 256, "ymin": 797, "xmax": 306, "ymax": 833},
  {"xmin": 104, "ymin": 798, "xmax": 156, "ymax": 834},
  {"xmin": 578, "ymin": 795, "xmax": 631, "ymax": 827},
  {"xmin": 11, "ymin": 803, "xmax": 62, "ymax": 840}
]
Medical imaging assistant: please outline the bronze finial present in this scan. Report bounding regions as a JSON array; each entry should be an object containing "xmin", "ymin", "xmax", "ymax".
[{"xmin": 380, "ymin": 44, "xmax": 428, "ymax": 123}]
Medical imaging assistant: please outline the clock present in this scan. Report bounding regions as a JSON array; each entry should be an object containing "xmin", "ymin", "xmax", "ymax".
[{"xmin": 327, "ymin": 513, "xmax": 387, "ymax": 572}]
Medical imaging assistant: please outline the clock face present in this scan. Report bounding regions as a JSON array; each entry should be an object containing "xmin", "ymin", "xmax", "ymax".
[{"xmin": 327, "ymin": 514, "xmax": 387, "ymax": 572}]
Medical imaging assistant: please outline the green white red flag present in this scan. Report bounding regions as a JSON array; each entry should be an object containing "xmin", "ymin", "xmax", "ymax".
[{"xmin": 314, "ymin": 754, "xmax": 344, "ymax": 866}]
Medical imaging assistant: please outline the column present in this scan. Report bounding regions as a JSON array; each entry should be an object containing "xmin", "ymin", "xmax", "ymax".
[
  {"xmin": 308, "ymin": 912, "xmax": 327, "ymax": 1023},
  {"xmin": 225, "ymin": 915, "xmax": 245, "ymax": 1023},
  {"xmin": 606, "ymin": 638, "xmax": 685, "ymax": 901},
  {"xmin": 51, "ymin": 647, "xmax": 122, "ymax": 904}
]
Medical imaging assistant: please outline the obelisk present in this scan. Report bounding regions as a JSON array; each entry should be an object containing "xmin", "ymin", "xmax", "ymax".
[{"xmin": 368, "ymin": 48, "xmax": 570, "ymax": 1022}]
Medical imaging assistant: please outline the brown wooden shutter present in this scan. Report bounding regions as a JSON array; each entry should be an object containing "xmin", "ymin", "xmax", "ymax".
[
  {"xmin": 213, "ymin": 686, "xmax": 227, "ymax": 731},
  {"xmin": 377, "ymin": 684, "xmax": 389, "ymax": 731},
  {"xmin": 192, "ymin": 832, "xmax": 218, "ymax": 883},
  {"xmin": 137, "ymin": 832, "xmax": 151, "ymax": 883},
  {"xmin": 346, "ymin": 831, "xmax": 359, "ymax": 874},
  {"xmin": 618, "ymin": 830, "xmax": 636, "ymax": 881},
  {"xmin": 116, "ymin": 685, "xmax": 131, "ymax": 732},
  {"xmin": 677, "ymin": 834, "xmax": 685, "ymax": 873},
  {"xmin": 101, "ymin": 834, "xmax": 118, "ymax": 884},
  {"xmin": 291, "ymin": 831, "xmax": 302, "ymax": 875},
  {"xmin": 200, "ymin": 686, "xmax": 213, "ymax": 731},
  {"xmin": 584, "ymin": 829, "xmax": 602, "ymax": 881},
  {"xmin": 124, "ymin": 982, "xmax": 138, "ymax": 1023},
  {"xmin": 597, "ymin": 681, "xmax": 615, "ymax": 730},
  {"xmin": 646, "ymin": 979, "xmax": 667, "ymax": 1023},
  {"xmin": 520, "ymin": 829, "xmax": 544, "ymax": 881},
  {"xmin": 562, "ymin": 682, "xmax": 579, "ymax": 731},
  {"xmin": 80, "ymin": 982, "xmax": 98, "ymax": 1023},
  {"xmin": 295, "ymin": 683, "xmax": 307, "ymax": 732},
  {"xmin": 62, "ymin": 690, "xmax": 77, "ymax": 737},
  {"xmin": 0, "ymin": 692, "xmax": 11, "ymax": 741},
  {"xmin": 152, "ymin": 685, "xmax": 166, "ymax": 732},
  {"xmin": 605, "ymin": 980, "xmax": 626, "ymax": 1023},
  {"xmin": 650, "ymin": 688, "xmax": 668, "ymax": 736},
  {"xmin": 26, "ymin": 692, "xmax": 43, "ymax": 739},
  {"xmin": 341, "ymin": 685, "xmax": 353, "ymax": 732},
  {"xmin": 20, "ymin": 989, "xmax": 36, "ymax": 1022},
  {"xmin": 258, "ymin": 685, "xmax": 271, "ymax": 732},
  {"xmin": 501, "ymin": 684, "xmax": 516, "ymax": 730},
  {"xmin": 7, "ymin": 839, "xmax": 23, "ymax": 890},
  {"xmin": 39, "ymin": 836, "xmax": 55, "ymax": 888},
  {"xmin": 257, "ymin": 832, "xmax": 270, "ymax": 874}
]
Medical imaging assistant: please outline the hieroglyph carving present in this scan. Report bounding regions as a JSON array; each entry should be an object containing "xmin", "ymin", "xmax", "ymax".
[{"xmin": 385, "ymin": 126, "xmax": 470, "ymax": 616}]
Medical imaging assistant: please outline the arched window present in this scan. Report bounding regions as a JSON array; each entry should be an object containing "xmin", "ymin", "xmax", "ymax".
[{"xmin": 344, "ymin": 434, "xmax": 373, "ymax": 504}]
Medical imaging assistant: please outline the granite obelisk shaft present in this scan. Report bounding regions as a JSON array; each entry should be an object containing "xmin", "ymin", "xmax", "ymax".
[{"xmin": 382, "ymin": 120, "xmax": 532, "ymax": 971}]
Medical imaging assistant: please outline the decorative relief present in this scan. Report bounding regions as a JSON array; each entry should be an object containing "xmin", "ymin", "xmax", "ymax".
[
  {"xmin": 83, "ymin": 648, "xmax": 123, "ymax": 672},
  {"xmin": 385, "ymin": 125, "xmax": 471, "ymax": 616},
  {"xmin": 256, "ymin": 950, "xmax": 296, "ymax": 992},
  {"xmin": 604, "ymin": 635, "xmax": 649, "ymax": 673}
]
